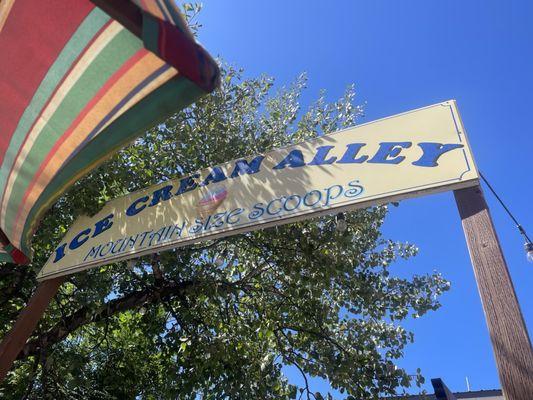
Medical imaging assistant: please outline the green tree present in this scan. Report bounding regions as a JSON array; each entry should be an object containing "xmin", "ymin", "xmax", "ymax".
[{"xmin": 0, "ymin": 66, "xmax": 449, "ymax": 400}]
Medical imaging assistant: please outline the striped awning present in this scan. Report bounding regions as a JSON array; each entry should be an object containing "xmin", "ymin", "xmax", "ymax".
[{"xmin": 0, "ymin": 0, "xmax": 219, "ymax": 264}]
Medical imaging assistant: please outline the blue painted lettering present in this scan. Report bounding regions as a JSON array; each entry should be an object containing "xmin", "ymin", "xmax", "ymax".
[
  {"xmin": 84, "ymin": 244, "xmax": 102, "ymax": 262},
  {"xmin": 176, "ymin": 174, "xmax": 199, "ymax": 195},
  {"xmin": 303, "ymin": 190, "xmax": 322, "ymax": 207},
  {"xmin": 69, "ymin": 228, "xmax": 91, "ymax": 250},
  {"xmin": 230, "ymin": 156, "xmax": 264, "ymax": 178},
  {"xmin": 149, "ymin": 185, "xmax": 173, "ymax": 207},
  {"xmin": 368, "ymin": 142, "xmax": 412, "ymax": 164},
  {"xmin": 412, "ymin": 142, "xmax": 463, "ymax": 167},
  {"xmin": 111, "ymin": 238, "xmax": 125, "ymax": 254},
  {"xmin": 138, "ymin": 230, "xmax": 153, "ymax": 248},
  {"xmin": 308, "ymin": 146, "xmax": 337, "ymax": 166},
  {"xmin": 53, "ymin": 243, "xmax": 67, "ymax": 263},
  {"xmin": 227, "ymin": 208, "xmax": 244, "ymax": 224},
  {"xmin": 272, "ymin": 150, "xmax": 306, "ymax": 170},
  {"xmin": 283, "ymin": 195, "xmax": 301, "ymax": 212},
  {"xmin": 126, "ymin": 196, "xmax": 149, "ymax": 217},
  {"xmin": 92, "ymin": 213, "xmax": 114, "ymax": 237},
  {"xmin": 324, "ymin": 185, "xmax": 343, "ymax": 206},
  {"xmin": 98, "ymin": 242, "xmax": 114, "ymax": 257},
  {"xmin": 248, "ymin": 204, "xmax": 265, "ymax": 220},
  {"xmin": 201, "ymin": 167, "xmax": 227, "ymax": 186},
  {"xmin": 337, "ymin": 143, "xmax": 368, "ymax": 164},
  {"xmin": 266, "ymin": 198, "xmax": 284, "ymax": 215},
  {"xmin": 345, "ymin": 180, "xmax": 364, "ymax": 198}
]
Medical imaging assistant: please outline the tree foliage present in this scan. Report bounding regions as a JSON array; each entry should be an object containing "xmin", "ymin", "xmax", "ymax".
[{"xmin": 0, "ymin": 66, "xmax": 449, "ymax": 399}]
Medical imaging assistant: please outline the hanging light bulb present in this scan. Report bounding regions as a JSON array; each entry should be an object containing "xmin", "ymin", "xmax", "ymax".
[
  {"xmin": 336, "ymin": 213, "xmax": 347, "ymax": 233},
  {"xmin": 126, "ymin": 258, "xmax": 136, "ymax": 271},
  {"xmin": 525, "ymin": 242, "xmax": 533, "ymax": 263},
  {"xmin": 214, "ymin": 249, "xmax": 228, "ymax": 267}
]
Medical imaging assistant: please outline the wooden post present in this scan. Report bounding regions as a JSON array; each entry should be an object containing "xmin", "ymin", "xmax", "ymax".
[
  {"xmin": 0, "ymin": 276, "xmax": 64, "ymax": 382},
  {"xmin": 454, "ymin": 185, "xmax": 533, "ymax": 400}
]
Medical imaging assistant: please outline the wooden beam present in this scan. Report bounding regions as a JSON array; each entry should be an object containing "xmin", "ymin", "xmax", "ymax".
[
  {"xmin": 0, "ymin": 276, "xmax": 64, "ymax": 382},
  {"xmin": 454, "ymin": 185, "xmax": 533, "ymax": 400}
]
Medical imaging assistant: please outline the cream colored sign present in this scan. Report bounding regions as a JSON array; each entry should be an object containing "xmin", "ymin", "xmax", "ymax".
[{"xmin": 38, "ymin": 100, "xmax": 478, "ymax": 280}]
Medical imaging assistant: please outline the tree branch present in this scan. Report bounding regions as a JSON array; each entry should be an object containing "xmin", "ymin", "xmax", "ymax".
[{"xmin": 17, "ymin": 279, "xmax": 198, "ymax": 361}]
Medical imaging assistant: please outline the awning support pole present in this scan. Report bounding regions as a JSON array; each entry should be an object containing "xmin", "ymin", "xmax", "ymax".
[{"xmin": 0, "ymin": 276, "xmax": 64, "ymax": 382}]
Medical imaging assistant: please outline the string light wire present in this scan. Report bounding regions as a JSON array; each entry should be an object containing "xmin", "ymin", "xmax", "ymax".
[{"xmin": 480, "ymin": 172, "xmax": 532, "ymax": 245}]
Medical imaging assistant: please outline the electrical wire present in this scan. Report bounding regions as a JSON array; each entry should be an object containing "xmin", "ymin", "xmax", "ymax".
[{"xmin": 480, "ymin": 172, "xmax": 532, "ymax": 244}]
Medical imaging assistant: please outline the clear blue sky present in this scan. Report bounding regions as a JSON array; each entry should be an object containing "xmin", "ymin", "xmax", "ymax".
[{"xmin": 197, "ymin": 1, "xmax": 532, "ymax": 394}]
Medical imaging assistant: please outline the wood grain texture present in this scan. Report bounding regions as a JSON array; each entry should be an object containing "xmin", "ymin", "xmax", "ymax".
[
  {"xmin": 455, "ymin": 185, "xmax": 533, "ymax": 400},
  {"xmin": 0, "ymin": 276, "xmax": 64, "ymax": 382}
]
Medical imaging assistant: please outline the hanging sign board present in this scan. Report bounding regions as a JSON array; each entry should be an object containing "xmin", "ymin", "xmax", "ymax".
[{"xmin": 38, "ymin": 100, "xmax": 478, "ymax": 280}]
